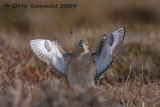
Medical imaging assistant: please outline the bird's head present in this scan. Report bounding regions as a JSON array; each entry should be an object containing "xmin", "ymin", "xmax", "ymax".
[{"xmin": 76, "ymin": 40, "xmax": 89, "ymax": 53}]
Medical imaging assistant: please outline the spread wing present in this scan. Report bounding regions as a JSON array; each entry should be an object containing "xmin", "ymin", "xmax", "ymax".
[
  {"xmin": 93, "ymin": 27, "xmax": 126, "ymax": 80},
  {"xmin": 29, "ymin": 39, "xmax": 71, "ymax": 77}
]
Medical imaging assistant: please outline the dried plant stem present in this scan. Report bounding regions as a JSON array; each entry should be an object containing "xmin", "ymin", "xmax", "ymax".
[
  {"xmin": 141, "ymin": 48, "xmax": 144, "ymax": 107},
  {"xmin": 126, "ymin": 65, "xmax": 132, "ymax": 83}
]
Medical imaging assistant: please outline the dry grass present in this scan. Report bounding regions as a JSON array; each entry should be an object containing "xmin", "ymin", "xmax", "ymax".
[
  {"xmin": 0, "ymin": 0, "xmax": 160, "ymax": 107},
  {"xmin": 0, "ymin": 49, "xmax": 160, "ymax": 107}
]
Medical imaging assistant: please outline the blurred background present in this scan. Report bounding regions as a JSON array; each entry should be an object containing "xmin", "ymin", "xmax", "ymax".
[{"xmin": 0, "ymin": 0, "xmax": 160, "ymax": 106}]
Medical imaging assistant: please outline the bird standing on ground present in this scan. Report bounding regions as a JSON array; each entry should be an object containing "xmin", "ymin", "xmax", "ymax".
[{"xmin": 29, "ymin": 27, "xmax": 126, "ymax": 88}]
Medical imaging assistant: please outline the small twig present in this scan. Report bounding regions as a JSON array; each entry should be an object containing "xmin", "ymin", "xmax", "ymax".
[
  {"xmin": 105, "ymin": 82, "xmax": 113, "ymax": 89},
  {"xmin": 140, "ymin": 48, "xmax": 145, "ymax": 107},
  {"xmin": 126, "ymin": 65, "xmax": 132, "ymax": 83}
]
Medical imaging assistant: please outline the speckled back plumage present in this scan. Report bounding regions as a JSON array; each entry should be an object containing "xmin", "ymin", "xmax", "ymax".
[{"xmin": 67, "ymin": 52, "xmax": 96, "ymax": 87}]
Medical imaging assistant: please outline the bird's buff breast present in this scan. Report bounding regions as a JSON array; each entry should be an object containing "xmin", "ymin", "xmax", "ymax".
[{"xmin": 67, "ymin": 53, "xmax": 96, "ymax": 87}]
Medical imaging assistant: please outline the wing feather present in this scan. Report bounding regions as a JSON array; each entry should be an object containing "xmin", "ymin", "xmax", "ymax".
[
  {"xmin": 29, "ymin": 39, "xmax": 71, "ymax": 77},
  {"xmin": 93, "ymin": 27, "xmax": 126, "ymax": 80},
  {"xmin": 30, "ymin": 40, "xmax": 50, "ymax": 63}
]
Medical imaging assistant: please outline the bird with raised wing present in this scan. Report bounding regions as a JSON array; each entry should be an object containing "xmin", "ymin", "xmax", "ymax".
[{"xmin": 29, "ymin": 27, "xmax": 126, "ymax": 88}]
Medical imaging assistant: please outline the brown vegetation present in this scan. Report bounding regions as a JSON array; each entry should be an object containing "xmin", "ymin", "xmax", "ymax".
[{"xmin": 0, "ymin": 0, "xmax": 160, "ymax": 106}]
